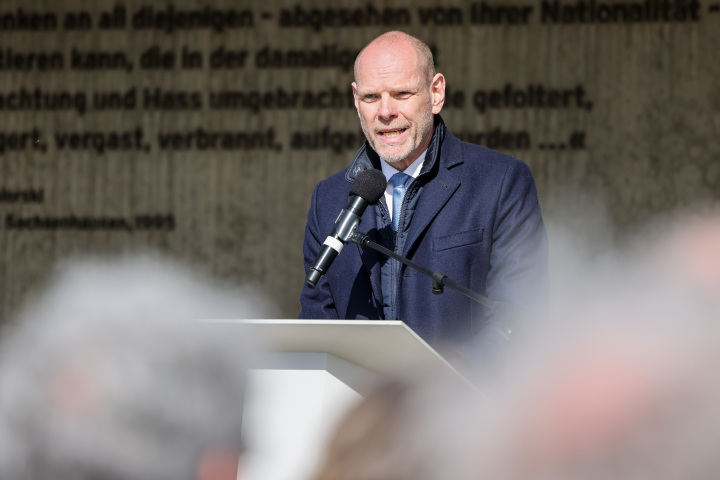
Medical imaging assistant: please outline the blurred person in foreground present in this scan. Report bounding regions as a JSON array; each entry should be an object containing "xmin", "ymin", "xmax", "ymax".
[
  {"xmin": 464, "ymin": 250, "xmax": 720, "ymax": 480},
  {"xmin": 650, "ymin": 211, "xmax": 720, "ymax": 310},
  {"xmin": 0, "ymin": 254, "xmax": 271, "ymax": 480},
  {"xmin": 311, "ymin": 365, "xmax": 482, "ymax": 480}
]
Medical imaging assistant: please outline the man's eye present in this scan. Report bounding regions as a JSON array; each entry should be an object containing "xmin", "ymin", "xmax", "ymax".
[
  {"xmin": 397, "ymin": 92, "xmax": 412, "ymax": 99},
  {"xmin": 363, "ymin": 94, "xmax": 378, "ymax": 102}
]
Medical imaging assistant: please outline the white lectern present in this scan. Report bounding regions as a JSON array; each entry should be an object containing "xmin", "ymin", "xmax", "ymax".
[{"xmin": 206, "ymin": 320, "xmax": 460, "ymax": 480}]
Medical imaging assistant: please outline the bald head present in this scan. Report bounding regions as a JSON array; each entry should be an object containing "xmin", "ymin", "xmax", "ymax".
[
  {"xmin": 354, "ymin": 31, "xmax": 435, "ymax": 86},
  {"xmin": 351, "ymin": 31, "xmax": 445, "ymax": 169}
]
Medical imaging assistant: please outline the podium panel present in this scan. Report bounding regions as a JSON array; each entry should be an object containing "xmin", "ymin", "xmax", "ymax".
[{"xmin": 203, "ymin": 320, "xmax": 461, "ymax": 480}]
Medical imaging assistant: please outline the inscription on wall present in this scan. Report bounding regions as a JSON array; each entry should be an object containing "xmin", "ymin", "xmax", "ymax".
[{"xmin": 0, "ymin": 1, "xmax": 718, "ymax": 319}]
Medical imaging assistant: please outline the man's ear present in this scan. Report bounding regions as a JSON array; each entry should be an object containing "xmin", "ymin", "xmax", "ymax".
[
  {"xmin": 352, "ymin": 82, "xmax": 360, "ymax": 114},
  {"xmin": 430, "ymin": 73, "xmax": 446, "ymax": 114}
]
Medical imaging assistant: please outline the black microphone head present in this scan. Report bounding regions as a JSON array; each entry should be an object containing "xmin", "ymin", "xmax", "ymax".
[{"xmin": 350, "ymin": 169, "xmax": 386, "ymax": 204}]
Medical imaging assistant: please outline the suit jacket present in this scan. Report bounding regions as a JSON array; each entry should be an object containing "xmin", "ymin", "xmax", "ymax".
[{"xmin": 299, "ymin": 117, "xmax": 548, "ymax": 352}]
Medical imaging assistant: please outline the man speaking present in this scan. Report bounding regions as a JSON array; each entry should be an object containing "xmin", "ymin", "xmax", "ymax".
[{"xmin": 299, "ymin": 31, "xmax": 548, "ymax": 356}]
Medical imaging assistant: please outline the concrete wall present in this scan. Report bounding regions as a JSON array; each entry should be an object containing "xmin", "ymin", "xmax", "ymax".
[{"xmin": 1, "ymin": 0, "xmax": 718, "ymax": 319}]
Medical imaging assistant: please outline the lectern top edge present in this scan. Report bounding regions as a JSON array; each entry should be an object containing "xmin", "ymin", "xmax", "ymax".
[{"xmin": 201, "ymin": 319, "xmax": 406, "ymax": 327}]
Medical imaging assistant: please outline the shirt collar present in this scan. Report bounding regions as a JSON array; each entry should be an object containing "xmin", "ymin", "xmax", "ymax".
[{"xmin": 379, "ymin": 150, "xmax": 427, "ymax": 183}]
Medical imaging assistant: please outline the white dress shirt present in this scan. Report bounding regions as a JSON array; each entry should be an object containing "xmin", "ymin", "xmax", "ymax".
[{"xmin": 379, "ymin": 150, "xmax": 427, "ymax": 222}]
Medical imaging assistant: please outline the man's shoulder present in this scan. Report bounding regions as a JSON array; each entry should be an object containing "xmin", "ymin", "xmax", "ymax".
[
  {"xmin": 310, "ymin": 167, "xmax": 353, "ymax": 210},
  {"xmin": 313, "ymin": 141, "xmax": 378, "ymax": 194},
  {"xmin": 443, "ymin": 129, "xmax": 521, "ymax": 163},
  {"xmin": 442, "ymin": 130, "xmax": 532, "ymax": 177},
  {"xmin": 314, "ymin": 167, "xmax": 352, "ymax": 191}
]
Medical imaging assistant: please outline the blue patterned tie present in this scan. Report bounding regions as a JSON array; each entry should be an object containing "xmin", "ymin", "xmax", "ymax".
[{"xmin": 391, "ymin": 172, "xmax": 411, "ymax": 232}]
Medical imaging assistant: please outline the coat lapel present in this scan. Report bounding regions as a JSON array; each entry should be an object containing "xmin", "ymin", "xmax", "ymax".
[{"xmin": 402, "ymin": 166, "xmax": 461, "ymax": 257}]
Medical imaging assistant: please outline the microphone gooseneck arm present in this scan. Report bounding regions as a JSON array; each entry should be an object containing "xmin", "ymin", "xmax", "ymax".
[{"xmin": 350, "ymin": 231, "xmax": 502, "ymax": 311}]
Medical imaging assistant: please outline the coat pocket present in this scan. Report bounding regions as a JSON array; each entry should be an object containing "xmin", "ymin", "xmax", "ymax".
[{"xmin": 432, "ymin": 228, "xmax": 484, "ymax": 252}]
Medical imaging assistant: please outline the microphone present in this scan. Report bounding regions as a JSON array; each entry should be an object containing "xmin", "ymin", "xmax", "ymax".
[{"xmin": 306, "ymin": 169, "xmax": 386, "ymax": 286}]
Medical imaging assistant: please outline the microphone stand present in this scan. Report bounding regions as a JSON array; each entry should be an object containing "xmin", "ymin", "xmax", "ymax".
[{"xmin": 350, "ymin": 231, "xmax": 504, "ymax": 312}]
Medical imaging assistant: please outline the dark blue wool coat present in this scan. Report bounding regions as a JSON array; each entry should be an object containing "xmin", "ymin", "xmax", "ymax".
[{"xmin": 299, "ymin": 117, "xmax": 548, "ymax": 355}]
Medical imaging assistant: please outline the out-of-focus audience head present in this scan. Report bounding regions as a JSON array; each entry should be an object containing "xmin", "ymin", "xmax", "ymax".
[
  {"xmin": 466, "ymin": 211, "xmax": 720, "ymax": 480},
  {"xmin": 652, "ymin": 211, "xmax": 720, "ymax": 306},
  {"xmin": 472, "ymin": 313, "xmax": 716, "ymax": 480},
  {"xmin": 312, "ymin": 365, "xmax": 481, "ymax": 480},
  {"xmin": 0, "ymin": 254, "xmax": 271, "ymax": 480}
]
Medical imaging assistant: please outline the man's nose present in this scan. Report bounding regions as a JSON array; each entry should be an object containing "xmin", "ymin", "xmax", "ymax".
[{"xmin": 377, "ymin": 95, "xmax": 398, "ymax": 120}]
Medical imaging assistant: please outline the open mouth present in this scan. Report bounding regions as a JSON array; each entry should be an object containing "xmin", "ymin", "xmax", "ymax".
[{"xmin": 379, "ymin": 128, "xmax": 407, "ymax": 139}]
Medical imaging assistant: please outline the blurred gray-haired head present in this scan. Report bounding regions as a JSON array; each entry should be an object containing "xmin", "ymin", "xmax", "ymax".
[{"xmin": 0, "ymin": 254, "xmax": 272, "ymax": 480}]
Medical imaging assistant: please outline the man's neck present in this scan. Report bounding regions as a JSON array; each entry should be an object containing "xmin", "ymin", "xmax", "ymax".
[
  {"xmin": 380, "ymin": 149, "xmax": 427, "ymax": 181},
  {"xmin": 380, "ymin": 150, "xmax": 427, "ymax": 180}
]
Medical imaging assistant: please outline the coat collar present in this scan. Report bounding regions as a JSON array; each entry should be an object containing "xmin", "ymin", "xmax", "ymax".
[{"xmin": 344, "ymin": 115, "xmax": 460, "ymax": 183}]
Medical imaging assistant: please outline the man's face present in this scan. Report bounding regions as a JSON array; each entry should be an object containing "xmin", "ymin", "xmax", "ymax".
[{"xmin": 352, "ymin": 41, "xmax": 445, "ymax": 171}]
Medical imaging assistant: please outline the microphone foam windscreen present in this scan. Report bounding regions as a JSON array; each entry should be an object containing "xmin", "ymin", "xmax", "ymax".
[{"xmin": 350, "ymin": 169, "xmax": 387, "ymax": 204}]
